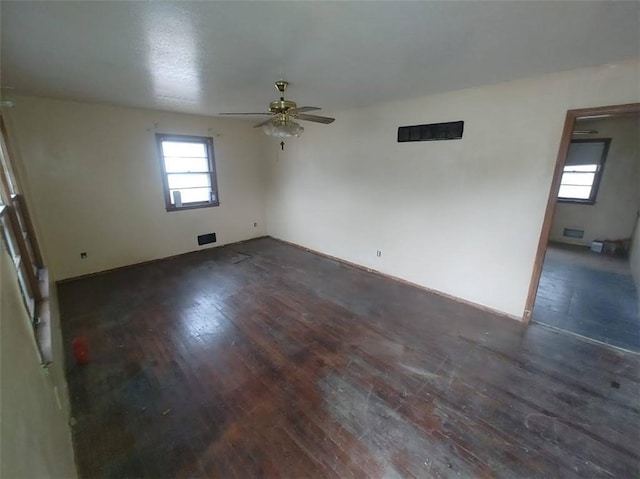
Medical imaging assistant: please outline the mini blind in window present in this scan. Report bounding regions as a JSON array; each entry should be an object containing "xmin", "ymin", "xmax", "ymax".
[{"xmin": 565, "ymin": 140, "xmax": 609, "ymax": 166}]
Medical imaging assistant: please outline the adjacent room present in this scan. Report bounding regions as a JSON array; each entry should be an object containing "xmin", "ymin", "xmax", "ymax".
[
  {"xmin": 1, "ymin": 1, "xmax": 639, "ymax": 478},
  {"xmin": 533, "ymin": 114, "xmax": 640, "ymax": 352}
]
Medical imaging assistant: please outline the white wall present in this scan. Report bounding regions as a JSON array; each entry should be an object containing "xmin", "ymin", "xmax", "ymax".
[
  {"xmin": 267, "ymin": 59, "xmax": 640, "ymax": 318},
  {"xmin": 5, "ymin": 97, "xmax": 269, "ymax": 280},
  {"xmin": 550, "ymin": 116, "xmax": 639, "ymax": 246},
  {"xmin": 0, "ymin": 246, "xmax": 77, "ymax": 478}
]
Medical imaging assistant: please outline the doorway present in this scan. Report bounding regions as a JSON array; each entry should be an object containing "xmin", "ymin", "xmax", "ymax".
[{"xmin": 525, "ymin": 103, "xmax": 640, "ymax": 352}]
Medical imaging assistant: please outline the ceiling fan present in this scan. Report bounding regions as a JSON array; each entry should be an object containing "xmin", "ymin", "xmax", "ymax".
[{"xmin": 220, "ymin": 80, "xmax": 335, "ymax": 139}]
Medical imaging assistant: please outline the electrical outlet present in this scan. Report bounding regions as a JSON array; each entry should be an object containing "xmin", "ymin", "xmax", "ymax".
[
  {"xmin": 376, "ymin": 250, "xmax": 382, "ymax": 257},
  {"xmin": 80, "ymin": 252, "xmax": 87, "ymax": 259}
]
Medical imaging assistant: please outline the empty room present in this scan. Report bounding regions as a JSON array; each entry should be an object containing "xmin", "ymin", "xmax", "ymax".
[
  {"xmin": 532, "ymin": 114, "xmax": 640, "ymax": 352},
  {"xmin": 1, "ymin": 1, "xmax": 639, "ymax": 478}
]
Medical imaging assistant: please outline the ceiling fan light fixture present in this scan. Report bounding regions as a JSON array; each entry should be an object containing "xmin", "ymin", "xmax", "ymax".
[
  {"xmin": 221, "ymin": 80, "xmax": 333, "ymax": 143},
  {"xmin": 262, "ymin": 120, "xmax": 304, "ymax": 138}
]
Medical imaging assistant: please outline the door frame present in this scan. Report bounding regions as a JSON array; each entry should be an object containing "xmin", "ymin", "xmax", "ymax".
[{"xmin": 523, "ymin": 102, "xmax": 640, "ymax": 323}]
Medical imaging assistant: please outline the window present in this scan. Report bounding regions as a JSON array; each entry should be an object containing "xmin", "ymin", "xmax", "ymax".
[
  {"xmin": 0, "ymin": 117, "xmax": 49, "ymax": 361},
  {"xmin": 558, "ymin": 139, "xmax": 610, "ymax": 204},
  {"xmin": 156, "ymin": 134, "xmax": 219, "ymax": 211}
]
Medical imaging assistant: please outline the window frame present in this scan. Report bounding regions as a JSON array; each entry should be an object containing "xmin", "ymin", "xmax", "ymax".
[
  {"xmin": 557, "ymin": 138, "xmax": 610, "ymax": 205},
  {"xmin": 155, "ymin": 133, "xmax": 220, "ymax": 212},
  {"xmin": 0, "ymin": 117, "xmax": 50, "ymax": 363}
]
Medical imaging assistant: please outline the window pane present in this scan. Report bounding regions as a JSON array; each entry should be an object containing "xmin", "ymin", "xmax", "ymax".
[
  {"xmin": 164, "ymin": 156, "xmax": 210, "ymax": 173},
  {"xmin": 17, "ymin": 269, "xmax": 35, "ymax": 317},
  {"xmin": 0, "ymin": 216, "xmax": 19, "ymax": 259},
  {"xmin": 170, "ymin": 188, "xmax": 212, "ymax": 204},
  {"xmin": 564, "ymin": 164, "xmax": 598, "ymax": 173},
  {"xmin": 157, "ymin": 135, "xmax": 218, "ymax": 210},
  {"xmin": 558, "ymin": 185, "xmax": 592, "ymax": 199},
  {"xmin": 161, "ymin": 141, "xmax": 206, "ymax": 158},
  {"xmin": 0, "ymin": 145, "xmax": 17, "ymax": 195},
  {"xmin": 167, "ymin": 173, "xmax": 211, "ymax": 189},
  {"xmin": 560, "ymin": 172, "xmax": 595, "ymax": 186}
]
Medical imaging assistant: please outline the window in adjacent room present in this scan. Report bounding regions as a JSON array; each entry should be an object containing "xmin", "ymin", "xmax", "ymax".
[
  {"xmin": 156, "ymin": 134, "xmax": 219, "ymax": 211},
  {"xmin": 557, "ymin": 138, "xmax": 610, "ymax": 204}
]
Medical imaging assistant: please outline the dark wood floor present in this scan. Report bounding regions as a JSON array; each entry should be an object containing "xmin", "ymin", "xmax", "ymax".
[{"xmin": 58, "ymin": 237, "xmax": 640, "ymax": 478}]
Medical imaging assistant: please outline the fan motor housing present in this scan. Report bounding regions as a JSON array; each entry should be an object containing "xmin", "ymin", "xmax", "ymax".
[{"xmin": 269, "ymin": 99, "xmax": 297, "ymax": 114}]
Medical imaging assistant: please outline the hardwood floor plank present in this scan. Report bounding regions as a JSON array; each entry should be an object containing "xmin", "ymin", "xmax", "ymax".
[{"xmin": 57, "ymin": 237, "xmax": 640, "ymax": 478}]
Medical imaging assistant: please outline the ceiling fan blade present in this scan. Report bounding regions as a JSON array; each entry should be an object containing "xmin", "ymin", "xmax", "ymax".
[
  {"xmin": 219, "ymin": 112, "xmax": 271, "ymax": 116},
  {"xmin": 290, "ymin": 106, "xmax": 321, "ymax": 114},
  {"xmin": 253, "ymin": 118, "xmax": 274, "ymax": 128},
  {"xmin": 296, "ymin": 114, "xmax": 335, "ymax": 125}
]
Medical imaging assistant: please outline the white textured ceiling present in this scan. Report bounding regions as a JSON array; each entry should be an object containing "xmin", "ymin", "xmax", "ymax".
[{"xmin": 1, "ymin": 1, "xmax": 639, "ymax": 116}]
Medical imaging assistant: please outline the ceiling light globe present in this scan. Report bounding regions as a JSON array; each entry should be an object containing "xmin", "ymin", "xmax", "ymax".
[{"xmin": 262, "ymin": 120, "xmax": 304, "ymax": 138}]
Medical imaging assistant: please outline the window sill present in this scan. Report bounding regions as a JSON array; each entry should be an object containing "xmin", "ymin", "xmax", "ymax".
[
  {"xmin": 557, "ymin": 198, "xmax": 596, "ymax": 205},
  {"xmin": 165, "ymin": 201, "xmax": 220, "ymax": 212}
]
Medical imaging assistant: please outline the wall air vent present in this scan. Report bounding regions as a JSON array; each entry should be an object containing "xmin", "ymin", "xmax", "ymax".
[
  {"xmin": 197, "ymin": 233, "xmax": 217, "ymax": 245},
  {"xmin": 397, "ymin": 121, "xmax": 464, "ymax": 143},
  {"xmin": 563, "ymin": 228, "xmax": 584, "ymax": 239}
]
